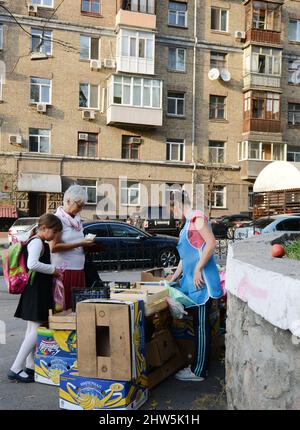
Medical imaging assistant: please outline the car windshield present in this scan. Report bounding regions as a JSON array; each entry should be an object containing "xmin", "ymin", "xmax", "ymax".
[
  {"xmin": 13, "ymin": 218, "xmax": 38, "ymax": 226},
  {"xmin": 253, "ymin": 218, "xmax": 276, "ymax": 228}
]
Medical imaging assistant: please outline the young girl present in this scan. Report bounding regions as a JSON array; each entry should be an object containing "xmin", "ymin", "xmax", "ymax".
[{"xmin": 7, "ymin": 213, "xmax": 63, "ymax": 383}]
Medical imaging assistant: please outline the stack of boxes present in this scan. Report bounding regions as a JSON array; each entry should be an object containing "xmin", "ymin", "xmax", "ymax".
[{"xmin": 59, "ymin": 299, "xmax": 148, "ymax": 411}]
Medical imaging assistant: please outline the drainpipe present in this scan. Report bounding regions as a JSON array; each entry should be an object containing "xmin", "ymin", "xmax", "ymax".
[{"xmin": 191, "ymin": 0, "xmax": 198, "ymax": 208}]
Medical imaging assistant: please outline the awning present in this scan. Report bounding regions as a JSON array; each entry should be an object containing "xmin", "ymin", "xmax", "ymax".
[
  {"xmin": 18, "ymin": 173, "xmax": 62, "ymax": 193},
  {"xmin": 0, "ymin": 205, "xmax": 18, "ymax": 218}
]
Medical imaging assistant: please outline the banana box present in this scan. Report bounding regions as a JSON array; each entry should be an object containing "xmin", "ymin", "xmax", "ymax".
[
  {"xmin": 59, "ymin": 371, "xmax": 148, "ymax": 410},
  {"xmin": 34, "ymin": 354, "xmax": 77, "ymax": 386},
  {"xmin": 36, "ymin": 327, "xmax": 77, "ymax": 358},
  {"xmin": 170, "ymin": 314, "xmax": 195, "ymax": 341}
]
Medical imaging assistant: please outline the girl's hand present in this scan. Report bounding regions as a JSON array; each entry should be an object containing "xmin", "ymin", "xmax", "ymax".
[
  {"xmin": 53, "ymin": 269, "xmax": 63, "ymax": 280},
  {"xmin": 194, "ymin": 269, "xmax": 204, "ymax": 289}
]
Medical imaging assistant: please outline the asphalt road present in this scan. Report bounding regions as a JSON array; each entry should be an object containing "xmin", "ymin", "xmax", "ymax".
[{"xmin": 0, "ymin": 272, "xmax": 226, "ymax": 411}]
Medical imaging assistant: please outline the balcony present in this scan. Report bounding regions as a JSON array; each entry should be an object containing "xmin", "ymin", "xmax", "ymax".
[
  {"xmin": 246, "ymin": 29, "xmax": 281, "ymax": 45},
  {"xmin": 240, "ymin": 159, "xmax": 270, "ymax": 180},
  {"xmin": 116, "ymin": 8, "xmax": 156, "ymax": 30},
  {"xmin": 243, "ymin": 73, "xmax": 281, "ymax": 90},
  {"xmin": 106, "ymin": 75, "xmax": 163, "ymax": 127},
  {"xmin": 243, "ymin": 118, "xmax": 281, "ymax": 133}
]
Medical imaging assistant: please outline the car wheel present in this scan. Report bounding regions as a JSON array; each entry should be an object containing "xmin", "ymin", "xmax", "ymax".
[
  {"xmin": 158, "ymin": 248, "xmax": 179, "ymax": 268},
  {"xmin": 227, "ymin": 227, "xmax": 235, "ymax": 240}
]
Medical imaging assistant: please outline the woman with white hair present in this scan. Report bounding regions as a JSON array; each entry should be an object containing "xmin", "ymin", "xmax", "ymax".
[{"xmin": 50, "ymin": 185, "xmax": 94, "ymax": 309}]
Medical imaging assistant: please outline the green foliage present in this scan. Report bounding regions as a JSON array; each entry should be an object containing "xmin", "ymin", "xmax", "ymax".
[{"xmin": 285, "ymin": 241, "xmax": 300, "ymax": 261}]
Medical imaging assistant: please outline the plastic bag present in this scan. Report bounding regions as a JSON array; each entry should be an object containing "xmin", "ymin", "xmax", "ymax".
[
  {"xmin": 165, "ymin": 296, "xmax": 188, "ymax": 319},
  {"xmin": 53, "ymin": 277, "xmax": 65, "ymax": 313}
]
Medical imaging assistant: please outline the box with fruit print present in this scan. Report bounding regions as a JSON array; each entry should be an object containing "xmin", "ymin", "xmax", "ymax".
[
  {"xmin": 34, "ymin": 355, "xmax": 77, "ymax": 386},
  {"xmin": 36, "ymin": 327, "xmax": 77, "ymax": 358},
  {"xmin": 59, "ymin": 371, "xmax": 148, "ymax": 410}
]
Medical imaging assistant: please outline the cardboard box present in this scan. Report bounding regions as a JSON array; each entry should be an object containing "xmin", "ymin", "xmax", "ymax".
[
  {"xmin": 147, "ymin": 346, "xmax": 185, "ymax": 389},
  {"xmin": 48, "ymin": 309, "xmax": 76, "ymax": 330},
  {"xmin": 170, "ymin": 314, "xmax": 195, "ymax": 341},
  {"xmin": 141, "ymin": 267, "xmax": 176, "ymax": 282},
  {"xmin": 175, "ymin": 339, "xmax": 195, "ymax": 366},
  {"xmin": 77, "ymin": 299, "xmax": 146, "ymax": 382},
  {"xmin": 34, "ymin": 354, "xmax": 77, "ymax": 386},
  {"xmin": 146, "ymin": 329, "xmax": 177, "ymax": 368},
  {"xmin": 36, "ymin": 327, "xmax": 77, "ymax": 358},
  {"xmin": 111, "ymin": 283, "xmax": 169, "ymax": 316},
  {"xmin": 59, "ymin": 371, "xmax": 148, "ymax": 411}
]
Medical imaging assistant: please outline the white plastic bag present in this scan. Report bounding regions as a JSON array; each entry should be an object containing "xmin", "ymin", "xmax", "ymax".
[{"xmin": 165, "ymin": 296, "xmax": 188, "ymax": 319}]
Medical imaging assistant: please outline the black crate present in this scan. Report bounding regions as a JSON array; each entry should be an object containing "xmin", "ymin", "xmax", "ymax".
[{"xmin": 71, "ymin": 281, "xmax": 110, "ymax": 312}]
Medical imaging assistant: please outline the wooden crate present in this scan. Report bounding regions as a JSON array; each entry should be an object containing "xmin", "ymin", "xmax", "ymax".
[
  {"xmin": 110, "ymin": 283, "xmax": 169, "ymax": 316},
  {"xmin": 48, "ymin": 309, "xmax": 76, "ymax": 330}
]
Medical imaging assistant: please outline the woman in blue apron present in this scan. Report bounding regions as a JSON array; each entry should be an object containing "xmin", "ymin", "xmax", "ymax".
[{"xmin": 169, "ymin": 190, "xmax": 222, "ymax": 381}]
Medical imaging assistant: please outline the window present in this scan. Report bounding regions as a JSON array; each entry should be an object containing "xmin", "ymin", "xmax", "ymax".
[
  {"xmin": 211, "ymin": 186, "xmax": 226, "ymax": 208},
  {"xmin": 288, "ymin": 59, "xmax": 300, "ymax": 85},
  {"xmin": 168, "ymin": 47, "xmax": 186, "ymax": 72},
  {"xmin": 30, "ymin": 77, "xmax": 51, "ymax": 104},
  {"xmin": 251, "ymin": 46, "xmax": 281, "ymax": 75},
  {"xmin": 251, "ymin": 2, "xmax": 281, "ymax": 31},
  {"xmin": 168, "ymin": 1, "xmax": 187, "ymax": 27},
  {"xmin": 211, "ymin": 8, "xmax": 228, "ymax": 32},
  {"xmin": 32, "ymin": 0, "xmax": 54, "ymax": 6},
  {"xmin": 108, "ymin": 76, "xmax": 162, "ymax": 109},
  {"xmin": 122, "ymin": 135, "xmax": 141, "ymax": 160},
  {"xmin": 29, "ymin": 128, "xmax": 50, "ymax": 153},
  {"xmin": 80, "ymin": 36, "xmax": 100, "ymax": 60},
  {"xmin": 209, "ymin": 95, "xmax": 226, "ymax": 119},
  {"xmin": 31, "ymin": 28, "xmax": 52, "ymax": 56},
  {"xmin": 79, "ymin": 83, "xmax": 99, "ymax": 109},
  {"xmin": 119, "ymin": 30, "xmax": 154, "ymax": 60},
  {"xmin": 0, "ymin": 24, "xmax": 3, "ymax": 50},
  {"xmin": 123, "ymin": 0, "xmax": 155, "ymax": 14},
  {"xmin": 84, "ymin": 224, "xmax": 108, "ymax": 237},
  {"xmin": 120, "ymin": 180, "xmax": 140, "ymax": 206},
  {"xmin": 288, "ymin": 103, "xmax": 300, "ymax": 126},
  {"xmin": 81, "ymin": 0, "xmax": 101, "ymax": 14},
  {"xmin": 209, "ymin": 141, "xmax": 225, "ymax": 164},
  {"xmin": 248, "ymin": 187, "xmax": 253, "ymax": 209},
  {"xmin": 110, "ymin": 224, "xmax": 141, "ymax": 238},
  {"xmin": 239, "ymin": 141, "xmax": 286, "ymax": 161},
  {"xmin": 276, "ymin": 219, "xmax": 300, "ymax": 231},
  {"xmin": 0, "ymin": 75, "xmax": 3, "ymax": 101},
  {"xmin": 166, "ymin": 139, "xmax": 185, "ymax": 162},
  {"xmin": 210, "ymin": 51, "xmax": 227, "ymax": 69},
  {"xmin": 78, "ymin": 133, "xmax": 98, "ymax": 157},
  {"xmin": 244, "ymin": 91, "xmax": 280, "ymax": 121},
  {"xmin": 167, "ymin": 92, "xmax": 185, "ymax": 116},
  {"xmin": 77, "ymin": 179, "xmax": 97, "ymax": 204},
  {"xmin": 289, "ymin": 20, "xmax": 300, "ymax": 42},
  {"xmin": 287, "ymin": 146, "xmax": 300, "ymax": 162}
]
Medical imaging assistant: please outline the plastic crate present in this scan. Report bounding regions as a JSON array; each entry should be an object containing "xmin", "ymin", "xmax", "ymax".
[{"xmin": 71, "ymin": 281, "xmax": 110, "ymax": 312}]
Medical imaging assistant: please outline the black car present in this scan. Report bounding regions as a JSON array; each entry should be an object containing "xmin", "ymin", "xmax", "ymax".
[
  {"xmin": 132, "ymin": 206, "xmax": 181, "ymax": 237},
  {"xmin": 83, "ymin": 221, "xmax": 179, "ymax": 270},
  {"xmin": 211, "ymin": 214, "xmax": 252, "ymax": 239}
]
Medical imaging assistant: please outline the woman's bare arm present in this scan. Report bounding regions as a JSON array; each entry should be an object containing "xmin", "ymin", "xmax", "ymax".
[{"xmin": 50, "ymin": 232, "xmax": 93, "ymax": 253}]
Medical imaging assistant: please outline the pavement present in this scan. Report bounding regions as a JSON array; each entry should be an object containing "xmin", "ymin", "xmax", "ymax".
[{"xmin": 0, "ymin": 271, "xmax": 227, "ymax": 411}]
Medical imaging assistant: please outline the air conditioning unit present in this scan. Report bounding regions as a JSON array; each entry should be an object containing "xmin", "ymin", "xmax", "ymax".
[
  {"xmin": 78, "ymin": 133, "xmax": 89, "ymax": 141},
  {"xmin": 9, "ymin": 135, "xmax": 23, "ymax": 146},
  {"xmin": 235, "ymin": 30, "xmax": 246, "ymax": 40},
  {"xmin": 90, "ymin": 60, "xmax": 102, "ymax": 71},
  {"xmin": 82, "ymin": 110, "xmax": 96, "ymax": 120},
  {"xmin": 129, "ymin": 137, "xmax": 143, "ymax": 145},
  {"xmin": 37, "ymin": 103, "xmax": 47, "ymax": 113},
  {"xmin": 104, "ymin": 59, "xmax": 116, "ymax": 69},
  {"xmin": 28, "ymin": 4, "xmax": 38, "ymax": 15}
]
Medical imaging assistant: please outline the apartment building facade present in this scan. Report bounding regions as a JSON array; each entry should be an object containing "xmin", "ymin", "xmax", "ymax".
[{"xmin": 0, "ymin": 0, "xmax": 299, "ymax": 223}]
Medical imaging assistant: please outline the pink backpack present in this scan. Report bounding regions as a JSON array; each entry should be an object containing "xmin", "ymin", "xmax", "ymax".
[{"xmin": 1, "ymin": 238, "xmax": 40, "ymax": 294}]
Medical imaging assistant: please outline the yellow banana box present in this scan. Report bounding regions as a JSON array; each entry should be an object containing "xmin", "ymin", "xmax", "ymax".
[
  {"xmin": 36, "ymin": 327, "xmax": 77, "ymax": 358},
  {"xmin": 59, "ymin": 371, "xmax": 148, "ymax": 410},
  {"xmin": 34, "ymin": 354, "xmax": 77, "ymax": 386}
]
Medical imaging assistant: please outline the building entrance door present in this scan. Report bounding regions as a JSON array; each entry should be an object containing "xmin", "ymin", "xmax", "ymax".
[{"xmin": 28, "ymin": 193, "xmax": 47, "ymax": 216}]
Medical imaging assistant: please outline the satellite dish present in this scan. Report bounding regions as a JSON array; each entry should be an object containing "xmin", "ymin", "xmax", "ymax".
[
  {"xmin": 208, "ymin": 68, "xmax": 220, "ymax": 81},
  {"xmin": 220, "ymin": 69, "xmax": 231, "ymax": 82}
]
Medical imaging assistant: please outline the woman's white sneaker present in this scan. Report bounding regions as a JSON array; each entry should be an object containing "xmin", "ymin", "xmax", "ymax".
[{"xmin": 174, "ymin": 366, "xmax": 205, "ymax": 381}]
